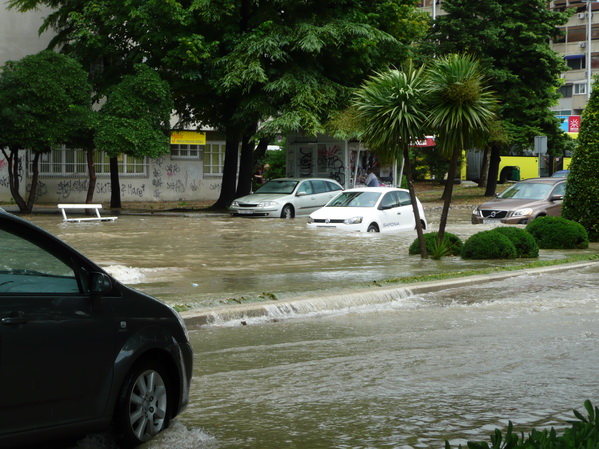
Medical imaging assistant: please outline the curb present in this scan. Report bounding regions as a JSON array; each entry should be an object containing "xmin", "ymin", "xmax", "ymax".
[{"xmin": 181, "ymin": 260, "xmax": 599, "ymax": 328}]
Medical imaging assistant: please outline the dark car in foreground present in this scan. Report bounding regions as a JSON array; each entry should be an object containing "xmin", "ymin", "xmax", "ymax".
[
  {"xmin": 471, "ymin": 177, "xmax": 566, "ymax": 225},
  {"xmin": 0, "ymin": 208, "xmax": 192, "ymax": 448}
]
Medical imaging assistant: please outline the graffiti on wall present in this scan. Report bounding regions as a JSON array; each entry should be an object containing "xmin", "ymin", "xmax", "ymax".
[{"xmin": 317, "ymin": 144, "xmax": 345, "ymax": 185}]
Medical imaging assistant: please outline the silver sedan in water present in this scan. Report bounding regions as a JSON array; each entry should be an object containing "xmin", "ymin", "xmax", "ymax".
[{"xmin": 229, "ymin": 178, "xmax": 343, "ymax": 218}]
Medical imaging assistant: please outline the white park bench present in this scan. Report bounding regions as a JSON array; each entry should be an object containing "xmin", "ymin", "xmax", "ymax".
[{"xmin": 57, "ymin": 204, "xmax": 118, "ymax": 223}]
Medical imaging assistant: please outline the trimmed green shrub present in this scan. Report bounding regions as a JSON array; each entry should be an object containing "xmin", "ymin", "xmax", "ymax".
[
  {"xmin": 491, "ymin": 227, "xmax": 539, "ymax": 258},
  {"xmin": 525, "ymin": 216, "xmax": 589, "ymax": 249},
  {"xmin": 461, "ymin": 230, "xmax": 517, "ymax": 259},
  {"xmin": 446, "ymin": 400, "xmax": 599, "ymax": 449},
  {"xmin": 409, "ymin": 232, "xmax": 463, "ymax": 256}
]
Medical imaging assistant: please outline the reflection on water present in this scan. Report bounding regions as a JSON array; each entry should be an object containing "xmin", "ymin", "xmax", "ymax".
[{"xmin": 25, "ymin": 209, "xmax": 597, "ymax": 310}]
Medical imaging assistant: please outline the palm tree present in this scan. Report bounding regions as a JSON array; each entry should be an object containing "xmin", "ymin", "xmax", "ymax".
[
  {"xmin": 353, "ymin": 61, "xmax": 430, "ymax": 258},
  {"xmin": 425, "ymin": 53, "xmax": 498, "ymax": 244}
]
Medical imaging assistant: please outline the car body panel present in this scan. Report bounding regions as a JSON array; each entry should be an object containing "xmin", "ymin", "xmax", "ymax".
[
  {"xmin": 229, "ymin": 178, "xmax": 343, "ymax": 218},
  {"xmin": 307, "ymin": 187, "xmax": 427, "ymax": 233},
  {"xmin": 472, "ymin": 177, "xmax": 566, "ymax": 225},
  {"xmin": 0, "ymin": 209, "xmax": 192, "ymax": 447}
]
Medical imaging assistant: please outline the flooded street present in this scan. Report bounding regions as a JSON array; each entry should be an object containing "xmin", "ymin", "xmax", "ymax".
[
  {"xmin": 25, "ymin": 209, "xmax": 597, "ymax": 310},
  {"xmin": 17, "ymin": 209, "xmax": 599, "ymax": 448}
]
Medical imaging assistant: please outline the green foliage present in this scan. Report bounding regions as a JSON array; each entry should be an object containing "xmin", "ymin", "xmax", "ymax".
[
  {"xmin": 491, "ymin": 227, "xmax": 539, "ymax": 258},
  {"xmin": 95, "ymin": 64, "xmax": 173, "ymax": 158},
  {"xmin": 446, "ymin": 400, "xmax": 599, "ymax": 449},
  {"xmin": 462, "ymin": 230, "xmax": 517, "ymax": 259},
  {"xmin": 409, "ymin": 232, "xmax": 463, "ymax": 257},
  {"xmin": 525, "ymin": 217, "xmax": 589, "ymax": 249},
  {"xmin": 0, "ymin": 50, "xmax": 92, "ymax": 153},
  {"xmin": 260, "ymin": 149, "xmax": 286, "ymax": 181},
  {"xmin": 423, "ymin": 0, "xmax": 571, "ymax": 155},
  {"xmin": 562, "ymin": 75, "xmax": 599, "ymax": 242}
]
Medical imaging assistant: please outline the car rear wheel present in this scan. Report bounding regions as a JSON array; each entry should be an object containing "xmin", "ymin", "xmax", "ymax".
[
  {"xmin": 281, "ymin": 204, "xmax": 295, "ymax": 219},
  {"xmin": 367, "ymin": 223, "xmax": 379, "ymax": 233},
  {"xmin": 115, "ymin": 360, "xmax": 171, "ymax": 448}
]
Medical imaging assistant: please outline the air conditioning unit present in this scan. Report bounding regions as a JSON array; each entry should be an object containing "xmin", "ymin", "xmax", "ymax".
[
  {"xmin": 578, "ymin": 12, "xmax": 586, "ymax": 19},
  {"xmin": 579, "ymin": 41, "xmax": 587, "ymax": 47}
]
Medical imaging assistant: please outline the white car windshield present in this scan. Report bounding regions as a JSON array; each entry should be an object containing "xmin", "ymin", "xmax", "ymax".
[
  {"xmin": 327, "ymin": 191, "xmax": 381, "ymax": 207},
  {"xmin": 498, "ymin": 183, "xmax": 552, "ymax": 200},
  {"xmin": 255, "ymin": 180, "xmax": 299, "ymax": 194}
]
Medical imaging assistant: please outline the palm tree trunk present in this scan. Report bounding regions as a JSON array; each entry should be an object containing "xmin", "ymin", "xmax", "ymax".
[
  {"xmin": 403, "ymin": 147, "xmax": 428, "ymax": 259},
  {"xmin": 437, "ymin": 149, "xmax": 459, "ymax": 244}
]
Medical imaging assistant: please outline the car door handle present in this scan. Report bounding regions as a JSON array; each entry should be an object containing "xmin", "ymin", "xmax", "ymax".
[{"xmin": 2, "ymin": 312, "xmax": 27, "ymax": 325}]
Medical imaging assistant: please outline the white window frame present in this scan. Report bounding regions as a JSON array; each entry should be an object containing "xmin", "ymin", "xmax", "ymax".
[
  {"xmin": 33, "ymin": 148, "xmax": 148, "ymax": 177},
  {"xmin": 574, "ymin": 82, "xmax": 587, "ymax": 95},
  {"xmin": 203, "ymin": 142, "xmax": 226, "ymax": 176},
  {"xmin": 171, "ymin": 144, "xmax": 202, "ymax": 160}
]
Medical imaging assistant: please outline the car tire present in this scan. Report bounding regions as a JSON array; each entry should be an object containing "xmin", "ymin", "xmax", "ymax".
[
  {"xmin": 281, "ymin": 204, "xmax": 295, "ymax": 219},
  {"xmin": 115, "ymin": 360, "xmax": 172, "ymax": 449},
  {"xmin": 367, "ymin": 223, "xmax": 379, "ymax": 233}
]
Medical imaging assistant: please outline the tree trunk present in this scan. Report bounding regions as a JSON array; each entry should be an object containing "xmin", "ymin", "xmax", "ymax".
[
  {"xmin": 484, "ymin": 143, "xmax": 501, "ymax": 196},
  {"xmin": 86, "ymin": 149, "xmax": 97, "ymax": 204},
  {"xmin": 24, "ymin": 151, "xmax": 41, "ymax": 213},
  {"xmin": 109, "ymin": 156, "xmax": 121, "ymax": 208},
  {"xmin": 403, "ymin": 146, "xmax": 428, "ymax": 259},
  {"xmin": 253, "ymin": 137, "xmax": 269, "ymax": 163},
  {"xmin": 236, "ymin": 133, "xmax": 254, "ymax": 197},
  {"xmin": 2, "ymin": 147, "xmax": 27, "ymax": 212},
  {"xmin": 437, "ymin": 149, "xmax": 459, "ymax": 245},
  {"xmin": 212, "ymin": 129, "xmax": 241, "ymax": 209},
  {"xmin": 478, "ymin": 147, "xmax": 490, "ymax": 188}
]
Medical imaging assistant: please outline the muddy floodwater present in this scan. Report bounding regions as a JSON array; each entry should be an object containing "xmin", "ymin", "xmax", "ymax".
[
  {"xmin": 16, "ymin": 209, "xmax": 599, "ymax": 449},
  {"xmin": 25, "ymin": 209, "xmax": 598, "ymax": 310}
]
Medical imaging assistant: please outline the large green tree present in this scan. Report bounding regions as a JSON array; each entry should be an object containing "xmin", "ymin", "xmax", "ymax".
[
  {"xmin": 0, "ymin": 51, "xmax": 93, "ymax": 212},
  {"xmin": 421, "ymin": 0, "xmax": 571, "ymax": 195},
  {"xmin": 94, "ymin": 64, "xmax": 174, "ymax": 208},
  {"xmin": 562, "ymin": 77, "xmax": 599, "ymax": 242},
  {"xmin": 10, "ymin": 0, "xmax": 429, "ymax": 208}
]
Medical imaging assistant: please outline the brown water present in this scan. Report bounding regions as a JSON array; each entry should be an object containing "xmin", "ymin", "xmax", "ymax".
[
  {"xmin": 17, "ymin": 210, "xmax": 599, "ymax": 449},
  {"xmin": 26, "ymin": 209, "xmax": 596, "ymax": 310}
]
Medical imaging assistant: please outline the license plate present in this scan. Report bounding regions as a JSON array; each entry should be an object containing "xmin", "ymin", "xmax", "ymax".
[
  {"xmin": 483, "ymin": 219, "xmax": 500, "ymax": 224},
  {"xmin": 238, "ymin": 209, "xmax": 254, "ymax": 215}
]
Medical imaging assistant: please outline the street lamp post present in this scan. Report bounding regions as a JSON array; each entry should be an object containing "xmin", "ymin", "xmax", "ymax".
[{"xmin": 583, "ymin": 0, "xmax": 599, "ymax": 100}]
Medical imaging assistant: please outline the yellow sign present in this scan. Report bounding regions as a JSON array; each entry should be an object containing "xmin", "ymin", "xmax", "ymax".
[{"xmin": 170, "ymin": 131, "xmax": 206, "ymax": 145}]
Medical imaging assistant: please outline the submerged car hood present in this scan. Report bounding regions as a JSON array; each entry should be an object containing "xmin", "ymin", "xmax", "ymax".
[{"xmin": 477, "ymin": 197, "xmax": 548, "ymax": 210}]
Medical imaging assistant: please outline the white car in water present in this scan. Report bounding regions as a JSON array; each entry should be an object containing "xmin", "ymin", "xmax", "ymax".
[
  {"xmin": 307, "ymin": 187, "xmax": 427, "ymax": 233},
  {"xmin": 229, "ymin": 178, "xmax": 343, "ymax": 218}
]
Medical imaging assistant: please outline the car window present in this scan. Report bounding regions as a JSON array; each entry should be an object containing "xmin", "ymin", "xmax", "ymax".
[
  {"xmin": 397, "ymin": 191, "xmax": 412, "ymax": 206},
  {"xmin": 380, "ymin": 192, "xmax": 399, "ymax": 209},
  {"xmin": 310, "ymin": 180, "xmax": 327, "ymax": 194},
  {"xmin": 552, "ymin": 182, "xmax": 566, "ymax": 197},
  {"xmin": 297, "ymin": 181, "xmax": 314, "ymax": 195},
  {"xmin": 255, "ymin": 180, "xmax": 298, "ymax": 194},
  {"xmin": 324, "ymin": 181, "xmax": 342, "ymax": 192},
  {"xmin": 0, "ymin": 229, "xmax": 80, "ymax": 294},
  {"xmin": 328, "ymin": 191, "xmax": 381, "ymax": 207},
  {"xmin": 498, "ymin": 182, "xmax": 552, "ymax": 200}
]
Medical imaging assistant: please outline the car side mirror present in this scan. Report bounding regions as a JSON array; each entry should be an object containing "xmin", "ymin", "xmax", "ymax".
[
  {"xmin": 296, "ymin": 192, "xmax": 307, "ymax": 197},
  {"xmin": 550, "ymin": 194, "xmax": 564, "ymax": 202},
  {"xmin": 90, "ymin": 272, "xmax": 112, "ymax": 295}
]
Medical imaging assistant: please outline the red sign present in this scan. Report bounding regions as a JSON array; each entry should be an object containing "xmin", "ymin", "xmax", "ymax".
[{"xmin": 568, "ymin": 116, "xmax": 581, "ymax": 133}]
